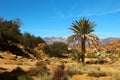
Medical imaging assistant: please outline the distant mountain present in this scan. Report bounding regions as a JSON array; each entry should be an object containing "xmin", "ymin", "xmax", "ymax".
[
  {"xmin": 102, "ymin": 37, "xmax": 120, "ymax": 44},
  {"xmin": 44, "ymin": 37, "xmax": 120, "ymax": 45},
  {"xmin": 44, "ymin": 37, "xmax": 66, "ymax": 44}
]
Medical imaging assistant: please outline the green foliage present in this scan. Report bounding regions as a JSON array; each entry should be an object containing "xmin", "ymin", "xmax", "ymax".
[
  {"xmin": 18, "ymin": 74, "xmax": 32, "ymax": 80},
  {"xmin": 20, "ymin": 32, "xmax": 44, "ymax": 48},
  {"xmin": 0, "ymin": 17, "xmax": 45, "ymax": 58},
  {"xmin": 43, "ymin": 45, "xmax": 54, "ymax": 57},
  {"xmin": 0, "ymin": 18, "xmax": 21, "ymax": 42},
  {"xmin": 43, "ymin": 42, "xmax": 68, "ymax": 57},
  {"xmin": 0, "ymin": 18, "xmax": 22, "ymax": 50}
]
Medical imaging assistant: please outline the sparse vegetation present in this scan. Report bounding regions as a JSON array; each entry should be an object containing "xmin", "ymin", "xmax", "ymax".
[
  {"xmin": 18, "ymin": 74, "xmax": 32, "ymax": 80},
  {"xmin": 52, "ymin": 64, "xmax": 66, "ymax": 80},
  {"xmin": 88, "ymin": 69, "xmax": 106, "ymax": 77},
  {"xmin": 110, "ymin": 71, "xmax": 120, "ymax": 80},
  {"xmin": 71, "ymin": 50, "xmax": 82, "ymax": 62},
  {"xmin": 66, "ymin": 63, "xmax": 83, "ymax": 77},
  {"xmin": 86, "ymin": 52, "xmax": 98, "ymax": 58},
  {"xmin": 43, "ymin": 42, "xmax": 68, "ymax": 57}
]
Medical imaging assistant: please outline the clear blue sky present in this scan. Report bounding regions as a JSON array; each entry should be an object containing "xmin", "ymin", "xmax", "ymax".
[{"xmin": 0, "ymin": 0, "xmax": 120, "ymax": 38}]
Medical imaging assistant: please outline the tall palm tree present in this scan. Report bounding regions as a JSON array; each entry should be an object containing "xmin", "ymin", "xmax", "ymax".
[{"xmin": 67, "ymin": 17, "xmax": 101, "ymax": 63}]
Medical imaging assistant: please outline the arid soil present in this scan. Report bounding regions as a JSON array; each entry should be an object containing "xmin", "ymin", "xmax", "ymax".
[{"xmin": 0, "ymin": 51, "xmax": 120, "ymax": 80}]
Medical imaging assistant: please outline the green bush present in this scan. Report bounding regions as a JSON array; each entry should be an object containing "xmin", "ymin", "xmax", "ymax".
[
  {"xmin": 18, "ymin": 74, "xmax": 32, "ymax": 80},
  {"xmin": 20, "ymin": 32, "xmax": 45, "ymax": 49},
  {"xmin": 0, "ymin": 18, "xmax": 22, "ymax": 50},
  {"xmin": 43, "ymin": 42, "xmax": 68, "ymax": 57}
]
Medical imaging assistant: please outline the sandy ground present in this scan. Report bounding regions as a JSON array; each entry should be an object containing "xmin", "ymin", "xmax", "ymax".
[
  {"xmin": 0, "ymin": 52, "xmax": 37, "ymax": 72},
  {"xmin": 0, "ymin": 52, "xmax": 120, "ymax": 80}
]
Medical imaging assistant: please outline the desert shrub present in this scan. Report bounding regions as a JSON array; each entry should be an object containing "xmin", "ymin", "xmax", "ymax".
[
  {"xmin": 118, "ymin": 53, "xmax": 120, "ymax": 58},
  {"xmin": 52, "ymin": 66, "xmax": 66, "ymax": 80},
  {"xmin": 106, "ymin": 50, "xmax": 120, "ymax": 60},
  {"xmin": 29, "ymin": 61, "xmax": 53, "ymax": 80},
  {"xmin": 86, "ymin": 52, "xmax": 98, "ymax": 58},
  {"xmin": 88, "ymin": 70, "xmax": 106, "ymax": 77},
  {"xmin": 76, "ymin": 63, "xmax": 105, "ymax": 76},
  {"xmin": 30, "ymin": 64, "xmax": 48, "ymax": 76},
  {"xmin": 43, "ymin": 42, "xmax": 68, "ymax": 57},
  {"xmin": 66, "ymin": 63, "xmax": 107, "ymax": 78},
  {"xmin": 86, "ymin": 58, "xmax": 107, "ymax": 64},
  {"xmin": 111, "ymin": 71, "xmax": 120, "ymax": 80},
  {"xmin": 85, "ymin": 65, "xmax": 106, "ymax": 77},
  {"xmin": 43, "ymin": 45, "xmax": 53, "ymax": 56},
  {"xmin": 10, "ymin": 67, "xmax": 30, "ymax": 80},
  {"xmin": 11, "ymin": 67, "xmax": 26, "ymax": 76},
  {"xmin": 86, "ymin": 59, "xmax": 98, "ymax": 64},
  {"xmin": 96, "ymin": 57, "xmax": 107, "ymax": 64},
  {"xmin": 66, "ymin": 63, "xmax": 83, "ymax": 77},
  {"xmin": 106, "ymin": 50, "xmax": 112, "ymax": 54},
  {"xmin": 71, "ymin": 50, "xmax": 81, "ymax": 62},
  {"xmin": 18, "ymin": 74, "xmax": 32, "ymax": 80},
  {"xmin": 106, "ymin": 50, "xmax": 120, "ymax": 57}
]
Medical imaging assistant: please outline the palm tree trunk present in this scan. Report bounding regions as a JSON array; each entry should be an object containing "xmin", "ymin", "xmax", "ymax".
[{"xmin": 81, "ymin": 38, "xmax": 86, "ymax": 63}]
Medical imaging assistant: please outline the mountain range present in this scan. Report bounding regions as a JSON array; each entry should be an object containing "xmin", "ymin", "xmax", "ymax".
[
  {"xmin": 44, "ymin": 37, "xmax": 66, "ymax": 44},
  {"xmin": 43, "ymin": 37, "xmax": 120, "ymax": 44}
]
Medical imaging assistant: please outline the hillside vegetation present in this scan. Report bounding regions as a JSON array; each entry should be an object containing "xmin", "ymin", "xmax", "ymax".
[{"xmin": 0, "ymin": 18, "xmax": 45, "ymax": 58}]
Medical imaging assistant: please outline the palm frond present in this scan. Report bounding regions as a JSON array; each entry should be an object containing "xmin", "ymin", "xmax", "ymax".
[
  {"xmin": 85, "ymin": 34, "xmax": 101, "ymax": 45},
  {"xmin": 67, "ymin": 34, "xmax": 81, "ymax": 46}
]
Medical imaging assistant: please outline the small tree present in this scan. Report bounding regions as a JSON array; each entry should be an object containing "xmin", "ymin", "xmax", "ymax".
[
  {"xmin": 20, "ymin": 32, "xmax": 45, "ymax": 49},
  {"xmin": 43, "ymin": 42, "xmax": 68, "ymax": 57},
  {"xmin": 0, "ymin": 18, "xmax": 22, "ymax": 50}
]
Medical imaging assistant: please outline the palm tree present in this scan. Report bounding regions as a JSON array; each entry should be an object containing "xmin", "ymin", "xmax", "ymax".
[{"xmin": 67, "ymin": 17, "xmax": 101, "ymax": 63}]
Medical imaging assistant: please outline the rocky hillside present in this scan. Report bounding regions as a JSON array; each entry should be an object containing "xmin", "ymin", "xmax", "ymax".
[
  {"xmin": 105, "ymin": 40, "xmax": 120, "ymax": 51},
  {"xmin": 87, "ymin": 39, "xmax": 120, "ymax": 54},
  {"xmin": 101, "ymin": 37, "xmax": 120, "ymax": 44}
]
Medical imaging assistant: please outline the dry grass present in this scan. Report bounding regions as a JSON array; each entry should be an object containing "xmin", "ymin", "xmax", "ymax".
[{"xmin": 0, "ymin": 50, "xmax": 120, "ymax": 80}]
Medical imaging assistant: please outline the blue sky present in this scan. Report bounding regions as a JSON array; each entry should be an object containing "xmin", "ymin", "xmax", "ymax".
[{"xmin": 0, "ymin": 0, "xmax": 120, "ymax": 38}]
